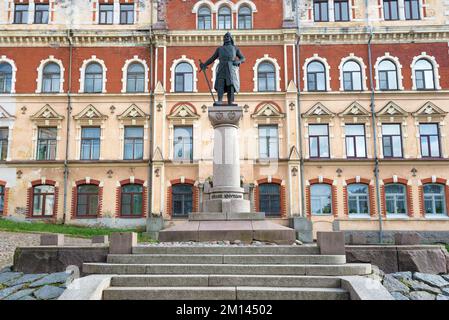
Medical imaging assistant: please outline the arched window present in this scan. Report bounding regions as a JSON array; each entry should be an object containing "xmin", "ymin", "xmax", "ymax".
[
  {"xmin": 32, "ymin": 185, "xmax": 55, "ymax": 217},
  {"xmin": 311, "ymin": 184, "xmax": 332, "ymax": 215},
  {"xmin": 238, "ymin": 6, "xmax": 252, "ymax": 29},
  {"xmin": 259, "ymin": 183, "xmax": 281, "ymax": 217},
  {"xmin": 42, "ymin": 63, "xmax": 61, "ymax": 93},
  {"xmin": 307, "ymin": 61, "xmax": 326, "ymax": 91},
  {"xmin": 198, "ymin": 6, "xmax": 211, "ymax": 30},
  {"xmin": 378, "ymin": 60, "xmax": 398, "ymax": 90},
  {"xmin": 385, "ymin": 184, "xmax": 407, "ymax": 215},
  {"xmin": 347, "ymin": 184, "xmax": 369, "ymax": 215},
  {"xmin": 342, "ymin": 60, "xmax": 362, "ymax": 91},
  {"xmin": 423, "ymin": 184, "xmax": 446, "ymax": 215},
  {"xmin": 0, "ymin": 185, "xmax": 4, "ymax": 214},
  {"xmin": 414, "ymin": 59, "xmax": 435, "ymax": 90},
  {"xmin": 121, "ymin": 184, "xmax": 143, "ymax": 217},
  {"xmin": 174, "ymin": 62, "xmax": 193, "ymax": 92},
  {"xmin": 172, "ymin": 184, "xmax": 193, "ymax": 217},
  {"xmin": 76, "ymin": 185, "xmax": 99, "ymax": 217},
  {"xmin": 84, "ymin": 63, "xmax": 103, "ymax": 93},
  {"xmin": 126, "ymin": 62, "xmax": 145, "ymax": 93},
  {"xmin": 218, "ymin": 6, "xmax": 232, "ymax": 29},
  {"xmin": 258, "ymin": 62, "xmax": 276, "ymax": 92},
  {"xmin": 0, "ymin": 63, "xmax": 12, "ymax": 94}
]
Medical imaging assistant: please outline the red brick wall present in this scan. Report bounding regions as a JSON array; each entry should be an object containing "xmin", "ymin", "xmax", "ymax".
[{"xmin": 165, "ymin": 0, "xmax": 284, "ymax": 30}]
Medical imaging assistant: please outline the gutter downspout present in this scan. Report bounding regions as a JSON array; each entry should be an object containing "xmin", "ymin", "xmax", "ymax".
[
  {"xmin": 147, "ymin": 16, "xmax": 155, "ymax": 221},
  {"xmin": 295, "ymin": 7, "xmax": 306, "ymax": 218},
  {"xmin": 367, "ymin": 28, "xmax": 383, "ymax": 244},
  {"xmin": 62, "ymin": 29, "xmax": 73, "ymax": 224}
]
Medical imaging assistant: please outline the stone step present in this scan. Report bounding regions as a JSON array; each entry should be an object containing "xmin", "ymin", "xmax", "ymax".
[
  {"xmin": 107, "ymin": 254, "xmax": 346, "ymax": 265},
  {"xmin": 110, "ymin": 275, "xmax": 342, "ymax": 288},
  {"xmin": 102, "ymin": 286, "xmax": 349, "ymax": 300},
  {"xmin": 83, "ymin": 263, "xmax": 371, "ymax": 276},
  {"xmin": 132, "ymin": 245, "xmax": 320, "ymax": 255}
]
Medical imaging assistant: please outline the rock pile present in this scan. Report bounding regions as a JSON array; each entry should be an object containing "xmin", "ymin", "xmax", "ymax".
[
  {"xmin": 0, "ymin": 266, "xmax": 73, "ymax": 300},
  {"xmin": 381, "ymin": 271, "xmax": 449, "ymax": 300}
]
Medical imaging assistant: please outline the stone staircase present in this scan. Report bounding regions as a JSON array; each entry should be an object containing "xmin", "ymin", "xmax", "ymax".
[{"xmin": 82, "ymin": 245, "xmax": 373, "ymax": 300}]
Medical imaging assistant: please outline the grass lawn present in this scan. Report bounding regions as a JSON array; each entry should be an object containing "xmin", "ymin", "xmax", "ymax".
[
  {"xmin": 0, "ymin": 218, "xmax": 156, "ymax": 242},
  {"xmin": 446, "ymin": 244, "xmax": 449, "ymax": 253}
]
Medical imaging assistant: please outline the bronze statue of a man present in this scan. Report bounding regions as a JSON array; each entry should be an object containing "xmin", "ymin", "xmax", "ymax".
[{"xmin": 200, "ymin": 32, "xmax": 245, "ymax": 106}]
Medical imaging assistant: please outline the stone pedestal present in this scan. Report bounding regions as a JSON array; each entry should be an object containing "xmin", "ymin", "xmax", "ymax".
[{"xmin": 157, "ymin": 105, "xmax": 295, "ymax": 244}]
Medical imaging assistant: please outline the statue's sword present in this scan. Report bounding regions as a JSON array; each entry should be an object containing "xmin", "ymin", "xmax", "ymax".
[{"xmin": 199, "ymin": 60, "xmax": 217, "ymax": 104}]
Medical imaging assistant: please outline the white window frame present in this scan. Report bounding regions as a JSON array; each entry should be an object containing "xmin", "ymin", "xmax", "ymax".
[
  {"xmin": 236, "ymin": 0, "xmax": 257, "ymax": 29},
  {"xmin": 79, "ymin": 55, "xmax": 108, "ymax": 93},
  {"xmin": 253, "ymin": 55, "xmax": 281, "ymax": 92},
  {"xmin": 410, "ymin": 52, "xmax": 441, "ymax": 90},
  {"xmin": 338, "ymin": 54, "xmax": 368, "ymax": 91},
  {"xmin": 36, "ymin": 56, "xmax": 65, "ymax": 94},
  {"xmin": 374, "ymin": 53, "xmax": 404, "ymax": 91},
  {"xmin": 170, "ymin": 56, "xmax": 198, "ymax": 93},
  {"xmin": 121, "ymin": 56, "xmax": 149, "ymax": 93},
  {"xmin": 0, "ymin": 56, "xmax": 17, "ymax": 94},
  {"xmin": 303, "ymin": 54, "xmax": 332, "ymax": 92}
]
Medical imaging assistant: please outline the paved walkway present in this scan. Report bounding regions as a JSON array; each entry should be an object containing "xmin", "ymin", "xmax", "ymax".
[{"xmin": 0, "ymin": 231, "xmax": 91, "ymax": 268}]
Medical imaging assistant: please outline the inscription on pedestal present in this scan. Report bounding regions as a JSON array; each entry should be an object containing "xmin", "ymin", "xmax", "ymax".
[{"xmin": 211, "ymin": 193, "xmax": 244, "ymax": 200}]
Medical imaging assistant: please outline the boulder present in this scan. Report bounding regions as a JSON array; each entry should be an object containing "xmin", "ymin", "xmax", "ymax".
[
  {"xmin": 0, "ymin": 272, "xmax": 23, "ymax": 286},
  {"xmin": 382, "ymin": 275, "xmax": 410, "ymax": 294},
  {"xmin": 391, "ymin": 292, "xmax": 410, "ymax": 300},
  {"xmin": 443, "ymin": 275, "xmax": 449, "ymax": 282},
  {"xmin": 4, "ymin": 273, "xmax": 47, "ymax": 287},
  {"xmin": 442, "ymin": 288, "xmax": 449, "ymax": 296},
  {"xmin": 409, "ymin": 291, "xmax": 436, "ymax": 300},
  {"xmin": 0, "ymin": 284, "xmax": 25, "ymax": 299},
  {"xmin": 18, "ymin": 295, "xmax": 36, "ymax": 300},
  {"xmin": 346, "ymin": 248, "xmax": 398, "ymax": 274},
  {"xmin": 402, "ymin": 279, "xmax": 441, "ymax": 295},
  {"xmin": 29, "ymin": 271, "xmax": 73, "ymax": 288},
  {"xmin": 445, "ymin": 251, "xmax": 449, "ymax": 273},
  {"xmin": 437, "ymin": 294, "xmax": 449, "ymax": 300},
  {"xmin": 33, "ymin": 285, "xmax": 65, "ymax": 300},
  {"xmin": 398, "ymin": 249, "xmax": 447, "ymax": 274},
  {"xmin": 413, "ymin": 272, "xmax": 449, "ymax": 288},
  {"xmin": 0, "ymin": 266, "xmax": 11, "ymax": 273},
  {"xmin": 391, "ymin": 271, "xmax": 412, "ymax": 282},
  {"xmin": 4, "ymin": 289, "xmax": 36, "ymax": 301}
]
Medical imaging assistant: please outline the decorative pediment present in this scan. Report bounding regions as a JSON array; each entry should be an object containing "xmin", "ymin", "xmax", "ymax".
[
  {"xmin": 289, "ymin": 146, "xmax": 300, "ymax": 161},
  {"xmin": 302, "ymin": 103, "xmax": 335, "ymax": 118},
  {"xmin": 377, "ymin": 101, "xmax": 408, "ymax": 118},
  {"xmin": 152, "ymin": 147, "xmax": 164, "ymax": 162},
  {"xmin": 0, "ymin": 105, "xmax": 15, "ymax": 119},
  {"xmin": 339, "ymin": 102, "xmax": 370, "ymax": 118},
  {"xmin": 412, "ymin": 102, "xmax": 447, "ymax": 119},
  {"xmin": 117, "ymin": 104, "xmax": 149, "ymax": 121},
  {"xmin": 251, "ymin": 102, "xmax": 285, "ymax": 119},
  {"xmin": 73, "ymin": 104, "xmax": 108, "ymax": 121},
  {"xmin": 167, "ymin": 103, "xmax": 199, "ymax": 120},
  {"xmin": 30, "ymin": 104, "xmax": 64, "ymax": 121}
]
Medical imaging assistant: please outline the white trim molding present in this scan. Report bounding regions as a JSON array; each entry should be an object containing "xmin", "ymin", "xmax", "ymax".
[
  {"xmin": 303, "ymin": 54, "xmax": 332, "ymax": 92},
  {"xmin": 121, "ymin": 55, "xmax": 149, "ymax": 93},
  {"xmin": 338, "ymin": 54, "xmax": 368, "ymax": 91},
  {"xmin": 35, "ymin": 56, "xmax": 65, "ymax": 94},
  {"xmin": 410, "ymin": 52, "xmax": 441, "ymax": 90},
  {"xmin": 192, "ymin": 0, "xmax": 217, "ymax": 13},
  {"xmin": 170, "ymin": 55, "xmax": 198, "ymax": 93},
  {"xmin": 0, "ymin": 56, "xmax": 17, "ymax": 94},
  {"xmin": 374, "ymin": 53, "xmax": 404, "ymax": 91},
  {"xmin": 252, "ymin": 54, "xmax": 281, "ymax": 92},
  {"xmin": 215, "ymin": 1, "xmax": 234, "ymax": 29},
  {"xmin": 78, "ymin": 55, "xmax": 107, "ymax": 93}
]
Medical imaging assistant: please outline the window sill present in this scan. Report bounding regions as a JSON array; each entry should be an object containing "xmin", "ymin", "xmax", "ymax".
[
  {"xmin": 424, "ymin": 215, "xmax": 449, "ymax": 220},
  {"xmin": 118, "ymin": 215, "xmax": 145, "ymax": 219},
  {"xmin": 386, "ymin": 214, "xmax": 409, "ymax": 220},
  {"xmin": 311, "ymin": 214, "xmax": 333, "ymax": 217},
  {"xmin": 347, "ymin": 214, "xmax": 371, "ymax": 219}
]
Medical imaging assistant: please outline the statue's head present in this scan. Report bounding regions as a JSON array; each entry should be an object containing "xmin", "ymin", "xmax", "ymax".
[{"xmin": 223, "ymin": 32, "xmax": 234, "ymax": 45}]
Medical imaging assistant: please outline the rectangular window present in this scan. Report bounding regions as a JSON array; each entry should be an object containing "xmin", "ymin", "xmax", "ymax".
[
  {"xmin": 420, "ymin": 123, "xmax": 441, "ymax": 158},
  {"xmin": 37, "ymin": 127, "xmax": 57, "ymax": 160},
  {"xmin": 14, "ymin": 4, "xmax": 29, "ymax": 24},
  {"xmin": 334, "ymin": 0, "xmax": 349, "ymax": 22},
  {"xmin": 309, "ymin": 124, "xmax": 329, "ymax": 158},
  {"xmin": 404, "ymin": 0, "xmax": 420, "ymax": 20},
  {"xmin": 124, "ymin": 126, "xmax": 144, "ymax": 160},
  {"xmin": 382, "ymin": 124, "xmax": 403, "ymax": 158},
  {"xmin": 34, "ymin": 4, "xmax": 49, "ymax": 24},
  {"xmin": 313, "ymin": 0, "xmax": 329, "ymax": 22},
  {"xmin": 0, "ymin": 128, "xmax": 8, "ymax": 161},
  {"xmin": 81, "ymin": 127, "xmax": 101, "ymax": 160},
  {"xmin": 174, "ymin": 126, "xmax": 193, "ymax": 161},
  {"xmin": 99, "ymin": 4, "xmax": 114, "ymax": 24},
  {"xmin": 259, "ymin": 125, "xmax": 279, "ymax": 159},
  {"xmin": 120, "ymin": 4, "xmax": 134, "ymax": 24},
  {"xmin": 383, "ymin": 0, "xmax": 399, "ymax": 20},
  {"xmin": 345, "ymin": 124, "xmax": 367, "ymax": 158}
]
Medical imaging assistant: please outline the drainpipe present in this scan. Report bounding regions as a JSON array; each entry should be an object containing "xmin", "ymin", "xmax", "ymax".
[
  {"xmin": 147, "ymin": 19, "xmax": 155, "ymax": 220},
  {"xmin": 295, "ymin": 5, "xmax": 306, "ymax": 218},
  {"xmin": 367, "ymin": 27, "xmax": 383, "ymax": 244},
  {"xmin": 62, "ymin": 29, "xmax": 73, "ymax": 224}
]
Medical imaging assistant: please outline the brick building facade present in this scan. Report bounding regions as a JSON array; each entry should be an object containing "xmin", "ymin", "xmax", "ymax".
[{"xmin": 0, "ymin": 0, "xmax": 449, "ymax": 239}]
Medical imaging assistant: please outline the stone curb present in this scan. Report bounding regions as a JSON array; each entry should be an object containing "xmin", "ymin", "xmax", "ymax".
[{"xmin": 58, "ymin": 275, "xmax": 113, "ymax": 300}]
